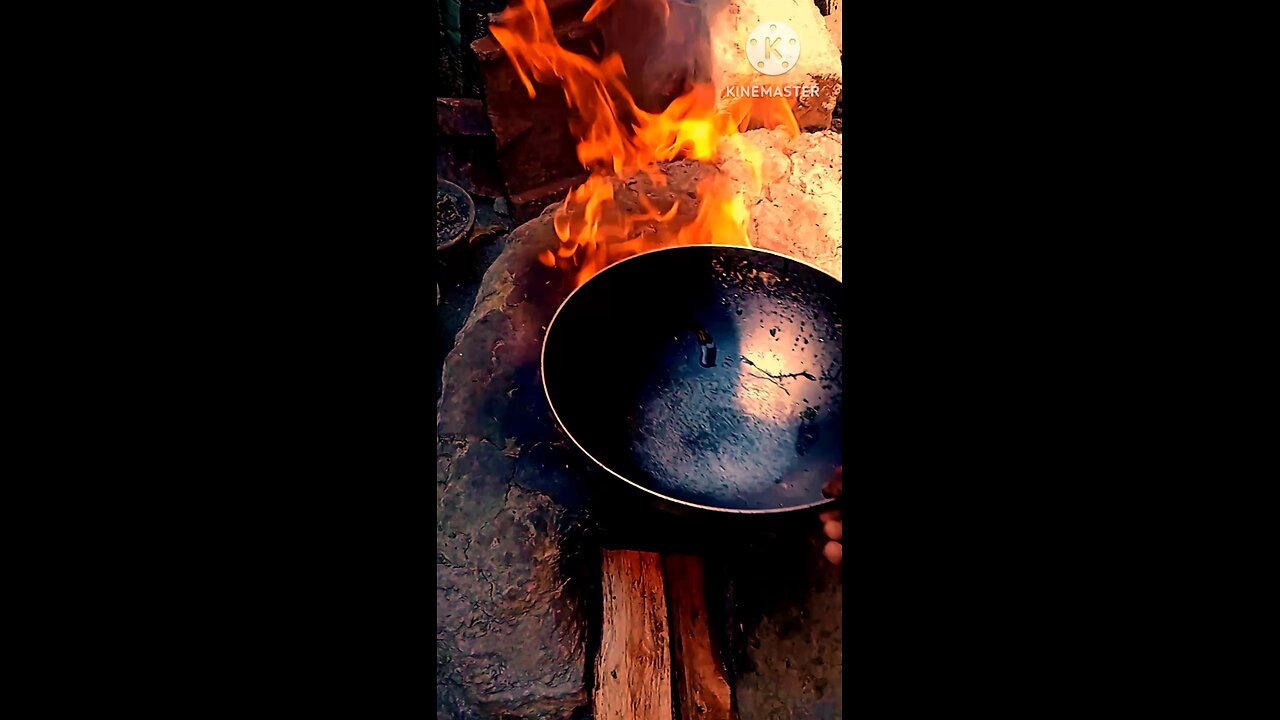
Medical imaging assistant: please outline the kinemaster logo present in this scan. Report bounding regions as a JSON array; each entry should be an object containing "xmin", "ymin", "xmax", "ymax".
[
  {"xmin": 723, "ymin": 20, "xmax": 820, "ymax": 99},
  {"xmin": 747, "ymin": 21, "xmax": 800, "ymax": 75}
]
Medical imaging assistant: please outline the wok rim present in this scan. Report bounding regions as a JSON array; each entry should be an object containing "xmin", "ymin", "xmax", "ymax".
[{"xmin": 540, "ymin": 244, "xmax": 842, "ymax": 516}]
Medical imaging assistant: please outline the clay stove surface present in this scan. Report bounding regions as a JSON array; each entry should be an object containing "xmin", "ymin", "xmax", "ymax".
[{"xmin": 437, "ymin": 130, "xmax": 842, "ymax": 719}]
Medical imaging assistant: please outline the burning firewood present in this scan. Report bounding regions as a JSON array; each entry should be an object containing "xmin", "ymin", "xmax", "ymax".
[{"xmin": 488, "ymin": 0, "xmax": 841, "ymax": 288}]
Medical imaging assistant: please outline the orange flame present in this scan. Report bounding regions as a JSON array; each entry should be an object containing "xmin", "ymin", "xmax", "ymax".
[{"xmin": 492, "ymin": 0, "xmax": 799, "ymax": 286}]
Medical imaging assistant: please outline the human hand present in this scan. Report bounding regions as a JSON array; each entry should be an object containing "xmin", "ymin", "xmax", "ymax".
[{"xmin": 820, "ymin": 466, "xmax": 842, "ymax": 564}]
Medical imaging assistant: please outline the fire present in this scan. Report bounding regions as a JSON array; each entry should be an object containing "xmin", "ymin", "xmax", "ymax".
[{"xmin": 491, "ymin": 0, "xmax": 799, "ymax": 286}]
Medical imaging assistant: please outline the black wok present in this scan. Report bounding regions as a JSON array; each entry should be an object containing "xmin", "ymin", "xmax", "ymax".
[{"xmin": 541, "ymin": 245, "xmax": 842, "ymax": 516}]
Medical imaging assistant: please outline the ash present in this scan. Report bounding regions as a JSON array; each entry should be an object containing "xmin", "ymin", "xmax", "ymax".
[{"xmin": 436, "ymin": 188, "xmax": 470, "ymax": 246}]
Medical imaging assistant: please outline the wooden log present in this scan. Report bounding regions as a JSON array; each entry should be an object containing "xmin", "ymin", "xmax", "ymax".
[
  {"xmin": 594, "ymin": 549, "xmax": 673, "ymax": 720},
  {"xmin": 594, "ymin": 0, "xmax": 714, "ymax": 114},
  {"xmin": 664, "ymin": 555, "xmax": 734, "ymax": 720},
  {"xmin": 436, "ymin": 98, "xmax": 492, "ymax": 137},
  {"xmin": 471, "ymin": 15, "xmax": 602, "ymax": 217}
]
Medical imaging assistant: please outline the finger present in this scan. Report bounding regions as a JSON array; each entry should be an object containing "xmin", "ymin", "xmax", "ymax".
[
  {"xmin": 823, "ymin": 520, "xmax": 842, "ymax": 541},
  {"xmin": 823, "ymin": 540, "xmax": 843, "ymax": 565},
  {"xmin": 819, "ymin": 510, "xmax": 841, "ymax": 523},
  {"xmin": 821, "ymin": 465, "xmax": 843, "ymax": 499}
]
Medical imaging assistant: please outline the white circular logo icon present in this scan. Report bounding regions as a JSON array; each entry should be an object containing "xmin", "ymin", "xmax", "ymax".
[{"xmin": 746, "ymin": 22, "xmax": 800, "ymax": 76}]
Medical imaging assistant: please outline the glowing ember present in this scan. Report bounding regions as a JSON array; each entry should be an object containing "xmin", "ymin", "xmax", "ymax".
[{"xmin": 492, "ymin": 0, "xmax": 800, "ymax": 287}]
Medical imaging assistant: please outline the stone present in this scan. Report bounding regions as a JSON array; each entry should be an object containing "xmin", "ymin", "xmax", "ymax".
[
  {"xmin": 437, "ymin": 206, "xmax": 599, "ymax": 719},
  {"xmin": 704, "ymin": 0, "xmax": 843, "ymax": 131},
  {"xmin": 826, "ymin": 0, "xmax": 843, "ymax": 54},
  {"xmin": 715, "ymin": 128, "xmax": 843, "ymax": 278}
]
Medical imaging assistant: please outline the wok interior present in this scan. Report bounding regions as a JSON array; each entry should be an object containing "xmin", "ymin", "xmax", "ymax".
[{"xmin": 543, "ymin": 247, "xmax": 842, "ymax": 511}]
